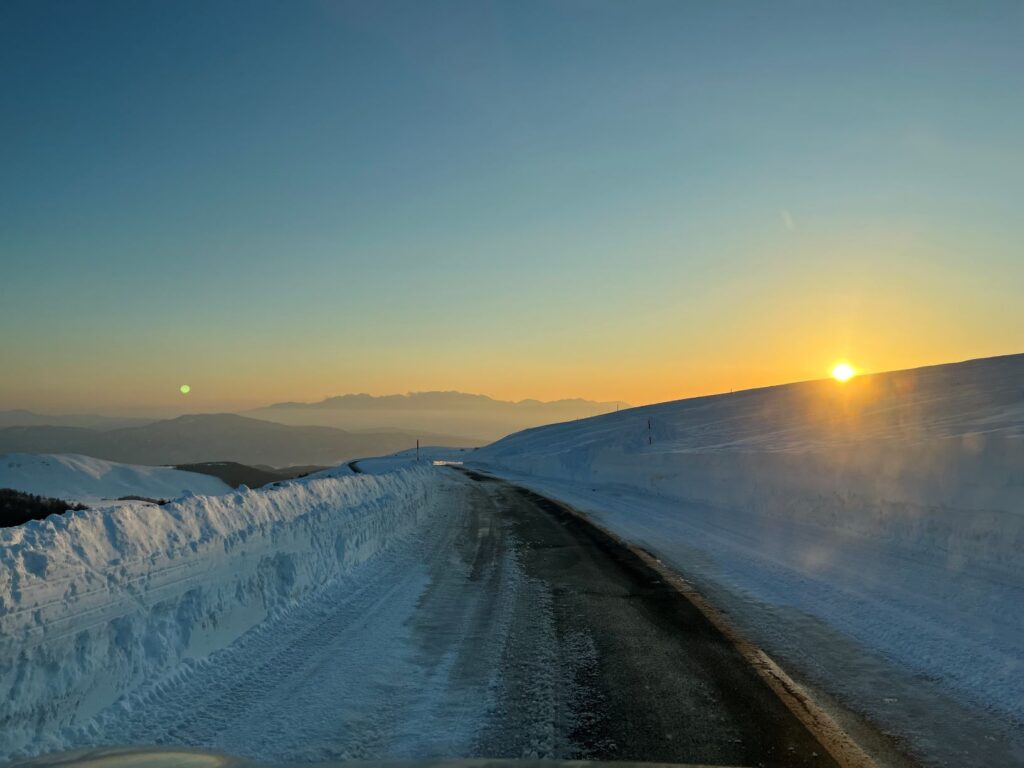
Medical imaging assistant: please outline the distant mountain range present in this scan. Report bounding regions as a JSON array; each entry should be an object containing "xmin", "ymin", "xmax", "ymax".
[
  {"xmin": 246, "ymin": 391, "xmax": 630, "ymax": 441},
  {"xmin": 0, "ymin": 410, "xmax": 153, "ymax": 430},
  {"xmin": 0, "ymin": 414, "xmax": 481, "ymax": 468},
  {"xmin": 0, "ymin": 392, "xmax": 629, "ymax": 459}
]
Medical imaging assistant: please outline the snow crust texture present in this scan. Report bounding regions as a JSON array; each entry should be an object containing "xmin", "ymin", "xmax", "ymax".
[{"xmin": 0, "ymin": 467, "xmax": 439, "ymax": 758}]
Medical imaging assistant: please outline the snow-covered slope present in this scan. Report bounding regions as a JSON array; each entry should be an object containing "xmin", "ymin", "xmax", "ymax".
[
  {"xmin": 473, "ymin": 353, "xmax": 1024, "ymax": 766},
  {"xmin": 0, "ymin": 453, "xmax": 232, "ymax": 503},
  {"xmin": 0, "ymin": 466, "xmax": 441, "ymax": 758}
]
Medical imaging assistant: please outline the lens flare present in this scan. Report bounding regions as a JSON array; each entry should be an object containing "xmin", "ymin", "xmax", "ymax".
[
  {"xmin": 180, "ymin": 384, "xmax": 191, "ymax": 394},
  {"xmin": 831, "ymin": 363, "xmax": 855, "ymax": 382}
]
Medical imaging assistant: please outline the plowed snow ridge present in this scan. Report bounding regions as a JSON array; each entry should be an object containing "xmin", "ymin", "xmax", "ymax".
[{"xmin": 0, "ymin": 466, "xmax": 440, "ymax": 758}]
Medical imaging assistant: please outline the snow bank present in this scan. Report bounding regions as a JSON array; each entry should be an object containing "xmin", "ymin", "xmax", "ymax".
[
  {"xmin": 0, "ymin": 453, "xmax": 232, "ymax": 504},
  {"xmin": 473, "ymin": 354, "xmax": 1024, "ymax": 763},
  {"xmin": 0, "ymin": 466, "xmax": 441, "ymax": 758},
  {"xmin": 478, "ymin": 355, "xmax": 1024, "ymax": 571}
]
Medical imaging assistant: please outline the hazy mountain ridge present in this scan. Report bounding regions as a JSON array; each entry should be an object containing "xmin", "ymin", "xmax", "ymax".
[
  {"xmin": 266, "ymin": 391, "xmax": 629, "ymax": 411},
  {"xmin": 248, "ymin": 390, "xmax": 631, "ymax": 440},
  {"xmin": 0, "ymin": 413, "xmax": 481, "ymax": 467},
  {"xmin": 0, "ymin": 410, "xmax": 153, "ymax": 430},
  {"xmin": 1, "ymin": 393, "xmax": 630, "ymax": 444}
]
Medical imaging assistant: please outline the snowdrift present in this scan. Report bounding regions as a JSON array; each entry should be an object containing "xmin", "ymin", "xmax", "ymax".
[
  {"xmin": 473, "ymin": 354, "xmax": 1024, "ymax": 757},
  {"xmin": 0, "ymin": 467, "xmax": 440, "ymax": 758},
  {"xmin": 478, "ymin": 354, "xmax": 1024, "ymax": 570},
  {"xmin": 0, "ymin": 453, "xmax": 232, "ymax": 504}
]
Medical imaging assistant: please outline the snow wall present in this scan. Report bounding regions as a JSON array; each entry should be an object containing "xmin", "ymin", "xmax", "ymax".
[
  {"xmin": 475, "ymin": 355, "xmax": 1024, "ymax": 572},
  {"xmin": 479, "ymin": 432, "xmax": 1024, "ymax": 570},
  {"xmin": 0, "ymin": 467, "xmax": 440, "ymax": 756}
]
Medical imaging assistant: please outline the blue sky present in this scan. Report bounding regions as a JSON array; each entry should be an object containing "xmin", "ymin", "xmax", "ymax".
[{"xmin": 2, "ymin": 1, "xmax": 1022, "ymax": 412}]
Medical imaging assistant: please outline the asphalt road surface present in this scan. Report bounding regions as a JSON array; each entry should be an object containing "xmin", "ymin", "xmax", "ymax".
[{"xmin": 70, "ymin": 469, "xmax": 838, "ymax": 767}]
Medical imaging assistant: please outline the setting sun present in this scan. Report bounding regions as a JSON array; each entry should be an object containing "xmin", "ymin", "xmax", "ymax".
[{"xmin": 831, "ymin": 363, "xmax": 856, "ymax": 382}]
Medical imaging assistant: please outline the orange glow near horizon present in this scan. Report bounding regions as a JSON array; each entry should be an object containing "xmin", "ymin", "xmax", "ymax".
[{"xmin": 2, "ymin": 345, "xmax": 1018, "ymax": 416}]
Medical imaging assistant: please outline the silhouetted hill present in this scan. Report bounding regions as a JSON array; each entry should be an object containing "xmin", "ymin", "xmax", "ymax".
[
  {"xmin": 246, "ymin": 391, "xmax": 630, "ymax": 441},
  {"xmin": 0, "ymin": 414, "xmax": 481, "ymax": 467}
]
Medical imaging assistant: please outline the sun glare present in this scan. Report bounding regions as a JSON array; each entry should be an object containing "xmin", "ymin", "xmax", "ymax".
[
  {"xmin": 180, "ymin": 384, "xmax": 191, "ymax": 394},
  {"xmin": 831, "ymin": 363, "xmax": 855, "ymax": 382}
]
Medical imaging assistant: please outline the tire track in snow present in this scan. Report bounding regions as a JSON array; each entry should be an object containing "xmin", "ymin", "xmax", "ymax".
[{"xmin": 62, "ymin": 477, "xmax": 552, "ymax": 762}]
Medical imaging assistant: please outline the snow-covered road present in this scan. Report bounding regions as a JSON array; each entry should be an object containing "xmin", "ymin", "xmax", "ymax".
[
  {"xmin": 36, "ymin": 469, "xmax": 838, "ymax": 767},
  {"xmin": 66, "ymin": 475, "xmax": 515, "ymax": 760}
]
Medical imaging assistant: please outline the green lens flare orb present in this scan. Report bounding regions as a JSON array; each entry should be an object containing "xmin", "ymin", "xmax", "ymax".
[{"xmin": 180, "ymin": 384, "xmax": 191, "ymax": 394}]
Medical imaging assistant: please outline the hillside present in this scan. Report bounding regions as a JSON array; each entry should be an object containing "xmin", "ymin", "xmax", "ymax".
[
  {"xmin": 0, "ymin": 414, "xmax": 481, "ymax": 467},
  {"xmin": 246, "ymin": 391, "xmax": 629, "ymax": 441},
  {"xmin": 0, "ymin": 410, "xmax": 152, "ymax": 430},
  {"xmin": 477, "ymin": 354, "xmax": 1024, "ymax": 519},
  {"xmin": 0, "ymin": 453, "xmax": 232, "ymax": 504}
]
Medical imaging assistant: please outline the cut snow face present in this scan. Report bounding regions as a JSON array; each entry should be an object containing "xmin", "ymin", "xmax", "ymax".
[
  {"xmin": 476, "ymin": 354, "xmax": 1024, "ymax": 525},
  {"xmin": 0, "ymin": 466, "xmax": 441, "ymax": 759},
  {"xmin": 471, "ymin": 353, "xmax": 1024, "ymax": 767},
  {"xmin": 0, "ymin": 453, "xmax": 232, "ymax": 504}
]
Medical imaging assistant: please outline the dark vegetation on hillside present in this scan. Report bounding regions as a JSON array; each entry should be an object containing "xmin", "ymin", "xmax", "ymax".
[
  {"xmin": 174, "ymin": 461, "xmax": 323, "ymax": 489},
  {"xmin": 0, "ymin": 488, "xmax": 87, "ymax": 528}
]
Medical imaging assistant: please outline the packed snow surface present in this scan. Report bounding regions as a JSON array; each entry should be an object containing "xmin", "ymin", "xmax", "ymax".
[
  {"xmin": 0, "ymin": 453, "xmax": 232, "ymax": 503},
  {"xmin": 0, "ymin": 466, "xmax": 440, "ymax": 758},
  {"xmin": 472, "ymin": 353, "xmax": 1024, "ymax": 766}
]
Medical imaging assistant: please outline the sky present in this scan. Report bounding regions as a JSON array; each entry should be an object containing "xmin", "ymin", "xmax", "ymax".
[{"xmin": 2, "ymin": 0, "xmax": 1022, "ymax": 415}]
